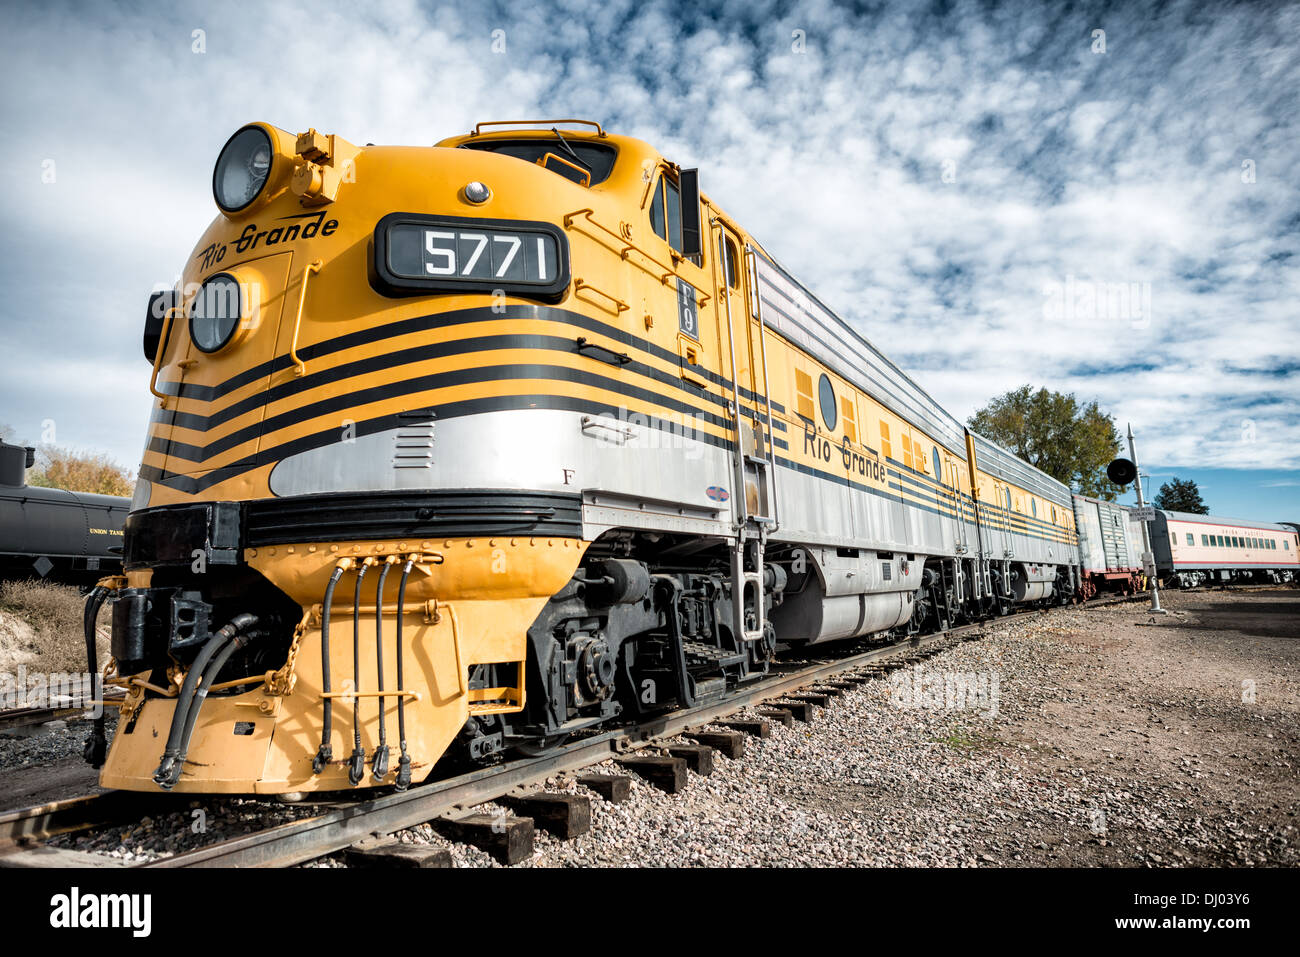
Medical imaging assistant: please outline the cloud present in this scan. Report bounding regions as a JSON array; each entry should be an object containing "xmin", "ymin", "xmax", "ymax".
[{"xmin": 0, "ymin": 0, "xmax": 1297, "ymax": 477}]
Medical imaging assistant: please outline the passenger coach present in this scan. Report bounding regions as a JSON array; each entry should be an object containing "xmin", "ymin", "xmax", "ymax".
[{"xmin": 1146, "ymin": 509, "xmax": 1299, "ymax": 587}]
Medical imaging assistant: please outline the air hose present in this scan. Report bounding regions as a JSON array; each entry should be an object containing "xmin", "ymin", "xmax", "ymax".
[
  {"xmin": 159, "ymin": 626, "xmax": 264, "ymax": 790},
  {"xmin": 394, "ymin": 558, "xmax": 415, "ymax": 791},
  {"xmin": 371, "ymin": 560, "xmax": 391, "ymax": 782},
  {"xmin": 348, "ymin": 561, "xmax": 371, "ymax": 785},
  {"xmin": 81, "ymin": 586, "xmax": 109, "ymax": 768},
  {"xmin": 153, "ymin": 613, "xmax": 258, "ymax": 788},
  {"xmin": 312, "ymin": 564, "xmax": 347, "ymax": 774}
]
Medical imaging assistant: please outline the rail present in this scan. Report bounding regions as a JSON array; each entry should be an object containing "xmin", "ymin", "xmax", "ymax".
[{"xmin": 0, "ymin": 591, "xmax": 1186, "ymax": 868}]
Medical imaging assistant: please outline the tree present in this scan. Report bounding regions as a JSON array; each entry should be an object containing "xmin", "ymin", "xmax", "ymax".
[
  {"xmin": 968, "ymin": 385, "xmax": 1122, "ymax": 499},
  {"xmin": 26, "ymin": 445, "xmax": 135, "ymax": 497},
  {"xmin": 1153, "ymin": 477, "xmax": 1208, "ymax": 514}
]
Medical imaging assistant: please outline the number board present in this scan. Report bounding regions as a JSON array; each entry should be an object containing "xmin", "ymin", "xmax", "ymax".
[
  {"xmin": 372, "ymin": 213, "xmax": 570, "ymax": 301},
  {"xmin": 677, "ymin": 277, "xmax": 699, "ymax": 340}
]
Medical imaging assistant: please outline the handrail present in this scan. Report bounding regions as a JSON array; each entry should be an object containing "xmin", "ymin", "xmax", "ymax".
[
  {"xmin": 536, "ymin": 152, "xmax": 591, "ymax": 187},
  {"xmin": 710, "ymin": 214, "xmax": 748, "ymax": 529},
  {"xmin": 573, "ymin": 278, "xmax": 629, "ymax": 314},
  {"xmin": 563, "ymin": 208, "xmax": 711, "ymax": 306},
  {"xmin": 290, "ymin": 259, "xmax": 323, "ymax": 377},
  {"xmin": 447, "ymin": 603, "xmax": 467, "ymax": 696},
  {"xmin": 575, "ymin": 336, "xmax": 632, "ymax": 365},
  {"xmin": 148, "ymin": 306, "xmax": 180, "ymax": 403},
  {"xmin": 472, "ymin": 119, "xmax": 605, "ymax": 137},
  {"xmin": 746, "ymin": 246, "xmax": 781, "ymax": 533},
  {"xmin": 640, "ymin": 160, "xmax": 665, "ymax": 210}
]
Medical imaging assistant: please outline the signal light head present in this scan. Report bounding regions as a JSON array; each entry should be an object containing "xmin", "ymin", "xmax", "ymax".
[{"xmin": 1107, "ymin": 457, "xmax": 1138, "ymax": 485}]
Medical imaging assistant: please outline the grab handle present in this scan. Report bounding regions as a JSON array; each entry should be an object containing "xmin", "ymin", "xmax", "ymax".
[
  {"xmin": 148, "ymin": 307, "xmax": 180, "ymax": 402},
  {"xmin": 290, "ymin": 260, "xmax": 323, "ymax": 377}
]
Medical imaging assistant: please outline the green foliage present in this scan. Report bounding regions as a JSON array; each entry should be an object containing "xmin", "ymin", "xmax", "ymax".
[
  {"xmin": 1153, "ymin": 477, "xmax": 1208, "ymax": 514},
  {"xmin": 968, "ymin": 385, "xmax": 1122, "ymax": 499}
]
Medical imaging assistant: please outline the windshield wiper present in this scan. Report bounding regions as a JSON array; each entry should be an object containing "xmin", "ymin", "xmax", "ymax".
[{"xmin": 550, "ymin": 127, "xmax": 591, "ymax": 169}]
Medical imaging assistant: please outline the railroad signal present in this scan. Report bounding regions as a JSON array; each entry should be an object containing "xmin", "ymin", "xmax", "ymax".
[{"xmin": 1107, "ymin": 457, "xmax": 1138, "ymax": 486}]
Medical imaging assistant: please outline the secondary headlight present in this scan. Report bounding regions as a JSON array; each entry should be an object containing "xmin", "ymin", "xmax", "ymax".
[
  {"xmin": 213, "ymin": 126, "xmax": 273, "ymax": 212},
  {"xmin": 189, "ymin": 274, "xmax": 241, "ymax": 353}
]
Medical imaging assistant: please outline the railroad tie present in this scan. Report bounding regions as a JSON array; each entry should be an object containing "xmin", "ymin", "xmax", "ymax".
[
  {"xmin": 683, "ymin": 730, "xmax": 745, "ymax": 759},
  {"xmin": 435, "ymin": 813, "xmax": 535, "ymax": 866},
  {"xmin": 666, "ymin": 743, "xmax": 716, "ymax": 776},
  {"xmin": 498, "ymin": 792, "xmax": 591, "ymax": 839},
  {"xmin": 577, "ymin": 774, "xmax": 632, "ymax": 803},
  {"xmin": 718, "ymin": 718, "xmax": 770, "ymax": 738},
  {"xmin": 757, "ymin": 707, "xmax": 795, "ymax": 727},
  {"xmin": 615, "ymin": 755, "xmax": 689, "ymax": 793},
  {"xmin": 344, "ymin": 836, "xmax": 453, "ymax": 869},
  {"xmin": 770, "ymin": 699, "xmax": 813, "ymax": 722},
  {"xmin": 788, "ymin": 692, "xmax": 831, "ymax": 707}
]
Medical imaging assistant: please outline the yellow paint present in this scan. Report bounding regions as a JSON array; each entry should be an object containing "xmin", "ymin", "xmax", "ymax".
[
  {"xmin": 101, "ymin": 536, "xmax": 583, "ymax": 793},
  {"xmin": 115, "ymin": 119, "xmax": 1076, "ymax": 793}
]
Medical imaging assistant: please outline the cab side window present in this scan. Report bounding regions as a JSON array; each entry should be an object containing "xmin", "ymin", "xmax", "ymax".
[
  {"xmin": 664, "ymin": 178, "xmax": 683, "ymax": 251},
  {"xmin": 650, "ymin": 182, "xmax": 666, "ymax": 241},
  {"xmin": 649, "ymin": 174, "xmax": 685, "ymax": 253}
]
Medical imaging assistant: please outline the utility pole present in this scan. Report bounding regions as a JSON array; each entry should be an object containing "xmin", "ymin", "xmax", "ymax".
[{"xmin": 1128, "ymin": 423, "xmax": 1165, "ymax": 614}]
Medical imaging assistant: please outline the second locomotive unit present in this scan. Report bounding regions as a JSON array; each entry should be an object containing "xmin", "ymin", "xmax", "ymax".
[{"xmin": 95, "ymin": 119, "xmax": 1080, "ymax": 794}]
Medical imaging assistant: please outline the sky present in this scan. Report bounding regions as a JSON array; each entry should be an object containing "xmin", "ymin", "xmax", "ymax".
[{"xmin": 1, "ymin": 0, "xmax": 1297, "ymax": 521}]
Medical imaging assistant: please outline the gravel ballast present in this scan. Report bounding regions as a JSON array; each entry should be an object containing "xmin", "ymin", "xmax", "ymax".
[
  {"xmin": 380, "ymin": 589, "xmax": 1299, "ymax": 868},
  {"xmin": 8, "ymin": 588, "xmax": 1297, "ymax": 867}
]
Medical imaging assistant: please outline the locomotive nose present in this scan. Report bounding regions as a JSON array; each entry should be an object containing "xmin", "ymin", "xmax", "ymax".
[{"xmin": 144, "ymin": 252, "xmax": 297, "ymax": 481}]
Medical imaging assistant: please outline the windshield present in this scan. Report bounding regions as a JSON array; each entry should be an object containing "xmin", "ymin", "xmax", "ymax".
[{"xmin": 460, "ymin": 138, "xmax": 618, "ymax": 185}]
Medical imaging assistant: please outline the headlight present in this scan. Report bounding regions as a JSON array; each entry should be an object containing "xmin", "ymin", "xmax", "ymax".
[
  {"xmin": 213, "ymin": 126, "xmax": 273, "ymax": 212},
  {"xmin": 189, "ymin": 274, "xmax": 241, "ymax": 353}
]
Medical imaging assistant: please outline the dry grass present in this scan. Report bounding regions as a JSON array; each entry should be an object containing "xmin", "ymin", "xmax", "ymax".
[{"xmin": 0, "ymin": 579, "xmax": 109, "ymax": 676}]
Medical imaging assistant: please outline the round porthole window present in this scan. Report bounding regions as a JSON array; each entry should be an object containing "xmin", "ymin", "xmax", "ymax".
[{"xmin": 818, "ymin": 373, "xmax": 836, "ymax": 431}]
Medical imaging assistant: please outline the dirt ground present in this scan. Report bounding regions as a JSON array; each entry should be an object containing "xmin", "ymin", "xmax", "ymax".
[
  {"xmin": 963, "ymin": 588, "xmax": 1299, "ymax": 866},
  {"xmin": 1, "ymin": 588, "xmax": 1296, "ymax": 868}
]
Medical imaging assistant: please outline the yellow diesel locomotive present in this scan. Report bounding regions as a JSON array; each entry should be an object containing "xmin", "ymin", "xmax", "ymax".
[{"xmin": 86, "ymin": 120, "xmax": 1078, "ymax": 794}]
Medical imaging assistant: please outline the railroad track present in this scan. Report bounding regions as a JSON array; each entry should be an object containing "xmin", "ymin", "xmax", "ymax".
[
  {"xmin": 0, "ymin": 689, "xmax": 126, "ymax": 735},
  {"xmin": 0, "ymin": 592, "xmax": 1156, "ymax": 868}
]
